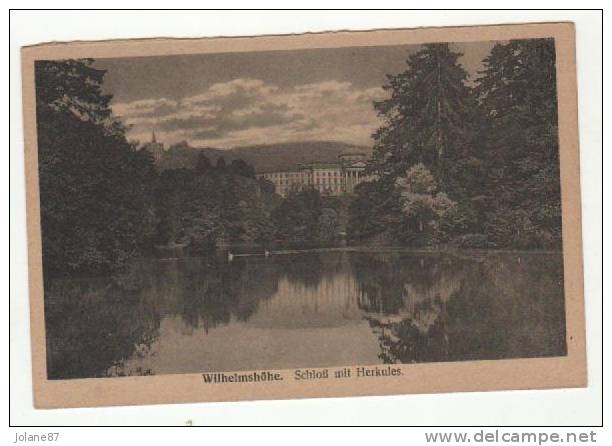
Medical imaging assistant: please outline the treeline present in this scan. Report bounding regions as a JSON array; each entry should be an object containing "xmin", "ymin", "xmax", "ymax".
[
  {"xmin": 348, "ymin": 39, "xmax": 562, "ymax": 249},
  {"xmin": 35, "ymin": 59, "xmax": 344, "ymax": 276},
  {"xmin": 36, "ymin": 40, "xmax": 561, "ymax": 275},
  {"xmin": 35, "ymin": 59, "xmax": 277, "ymax": 276},
  {"xmin": 155, "ymin": 155, "xmax": 277, "ymax": 250},
  {"xmin": 156, "ymin": 159, "xmax": 350, "ymax": 250},
  {"xmin": 271, "ymin": 189, "xmax": 348, "ymax": 243}
]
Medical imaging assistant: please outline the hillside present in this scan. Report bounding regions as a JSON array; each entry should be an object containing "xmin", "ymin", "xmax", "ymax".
[{"xmin": 154, "ymin": 141, "xmax": 371, "ymax": 172}]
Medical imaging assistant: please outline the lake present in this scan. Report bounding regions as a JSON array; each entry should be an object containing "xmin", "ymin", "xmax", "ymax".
[{"xmin": 44, "ymin": 249, "xmax": 567, "ymax": 379}]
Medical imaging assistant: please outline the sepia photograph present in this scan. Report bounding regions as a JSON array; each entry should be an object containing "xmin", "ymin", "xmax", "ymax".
[{"xmin": 20, "ymin": 22, "xmax": 587, "ymax": 408}]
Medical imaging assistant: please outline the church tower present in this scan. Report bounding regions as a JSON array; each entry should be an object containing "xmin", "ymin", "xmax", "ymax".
[{"xmin": 142, "ymin": 130, "xmax": 164, "ymax": 162}]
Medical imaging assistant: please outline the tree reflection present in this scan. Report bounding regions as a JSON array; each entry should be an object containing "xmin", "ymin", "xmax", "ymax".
[
  {"xmin": 45, "ymin": 254, "xmax": 283, "ymax": 379},
  {"xmin": 350, "ymin": 252, "xmax": 464, "ymax": 315},
  {"xmin": 45, "ymin": 278, "xmax": 160, "ymax": 379},
  {"xmin": 351, "ymin": 252, "xmax": 566, "ymax": 363},
  {"xmin": 274, "ymin": 252, "xmax": 346, "ymax": 290},
  {"xmin": 45, "ymin": 250, "xmax": 567, "ymax": 378},
  {"xmin": 139, "ymin": 254, "xmax": 281, "ymax": 331}
]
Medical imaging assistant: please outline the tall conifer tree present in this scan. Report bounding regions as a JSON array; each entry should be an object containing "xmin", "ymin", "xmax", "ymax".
[
  {"xmin": 371, "ymin": 43, "xmax": 476, "ymax": 194},
  {"xmin": 474, "ymin": 38, "xmax": 561, "ymax": 248}
]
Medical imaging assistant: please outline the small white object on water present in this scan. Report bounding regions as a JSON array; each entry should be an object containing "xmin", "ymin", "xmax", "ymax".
[
  {"xmin": 265, "ymin": 250, "xmax": 270, "ymax": 258},
  {"xmin": 227, "ymin": 252, "xmax": 234, "ymax": 262}
]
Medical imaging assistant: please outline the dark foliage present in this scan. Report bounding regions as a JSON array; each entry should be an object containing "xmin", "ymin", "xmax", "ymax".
[
  {"xmin": 36, "ymin": 37, "xmax": 563, "ymax": 281},
  {"xmin": 371, "ymin": 43, "xmax": 476, "ymax": 188},
  {"xmin": 272, "ymin": 188, "xmax": 322, "ymax": 242},
  {"xmin": 35, "ymin": 59, "xmax": 157, "ymax": 276},
  {"xmin": 348, "ymin": 177, "xmax": 401, "ymax": 244},
  {"xmin": 350, "ymin": 39, "xmax": 562, "ymax": 249},
  {"xmin": 155, "ymin": 162, "xmax": 275, "ymax": 249},
  {"xmin": 474, "ymin": 38, "xmax": 562, "ymax": 248}
]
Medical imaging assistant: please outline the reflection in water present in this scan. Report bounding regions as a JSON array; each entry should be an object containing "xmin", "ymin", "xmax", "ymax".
[
  {"xmin": 351, "ymin": 252, "xmax": 566, "ymax": 364},
  {"xmin": 44, "ymin": 250, "xmax": 566, "ymax": 379},
  {"xmin": 44, "ymin": 278, "xmax": 160, "ymax": 379}
]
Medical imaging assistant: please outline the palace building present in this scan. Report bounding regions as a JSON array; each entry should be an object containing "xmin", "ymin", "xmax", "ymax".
[{"xmin": 257, "ymin": 152, "xmax": 370, "ymax": 197}]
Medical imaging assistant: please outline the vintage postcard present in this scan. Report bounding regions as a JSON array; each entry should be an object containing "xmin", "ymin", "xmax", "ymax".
[{"xmin": 21, "ymin": 22, "xmax": 586, "ymax": 409}]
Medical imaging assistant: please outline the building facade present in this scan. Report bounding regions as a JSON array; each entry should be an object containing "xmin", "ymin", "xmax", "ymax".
[{"xmin": 257, "ymin": 152, "xmax": 370, "ymax": 197}]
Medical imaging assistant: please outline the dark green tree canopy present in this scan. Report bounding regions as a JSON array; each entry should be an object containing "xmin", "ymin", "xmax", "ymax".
[
  {"xmin": 473, "ymin": 38, "xmax": 561, "ymax": 248},
  {"xmin": 35, "ymin": 59, "xmax": 128, "ymax": 137},
  {"xmin": 351, "ymin": 38, "xmax": 561, "ymax": 249},
  {"xmin": 371, "ymin": 43, "xmax": 476, "ymax": 186},
  {"xmin": 35, "ymin": 59, "xmax": 157, "ymax": 275}
]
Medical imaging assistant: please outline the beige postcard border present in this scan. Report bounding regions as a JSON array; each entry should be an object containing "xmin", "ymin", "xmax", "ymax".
[{"xmin": 21, "ymin": 22, "xmax": 586, "ymax": 409}]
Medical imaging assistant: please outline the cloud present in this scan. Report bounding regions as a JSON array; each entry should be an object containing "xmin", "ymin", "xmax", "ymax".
[
  {"xmin": 113, "ymin": 77, "xmax": 386, "ymax": 148},
  {"xmin": 113, "ymin": 97, "xmax": 178, "ymax": 118}
]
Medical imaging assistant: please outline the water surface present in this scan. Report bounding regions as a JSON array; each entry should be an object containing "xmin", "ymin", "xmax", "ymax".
[{"xmin": 44, "ymin": 249, "xmax": 567, "ymax": 379}]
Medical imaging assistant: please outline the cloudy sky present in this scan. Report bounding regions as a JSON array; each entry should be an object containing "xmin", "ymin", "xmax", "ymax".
[{"xmin": 95, "ymin": 41, "xmax": 496, "ymax": 149}]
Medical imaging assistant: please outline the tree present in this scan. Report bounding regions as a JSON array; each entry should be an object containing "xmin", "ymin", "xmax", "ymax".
[
  {"xmin": 195, "ymin": 152, "xmax": 212, "ymax": 174},
  {"xmin": 273, "ymin": 188, "xmax": 322, "ymax": 241},
  {"xmin": 35, "ymin": 59, "xmax": 116, "ymax": 130},
  {"xmin": 358, "ymin": 43, "xmax": 482, "ymax": 246},
  {"xmin": 155, "ymin": 168, "xmax": 193, "ymax": 245},
  {"xmin": 229, "ymin": 159, "xmax": 256, "ymax": 178},
  {"xmin": 348, "ymin": 177, "xmax": 401, "ymax": 244},
  {"xmin": 318, "ymin": 208, "xmax": 340, "ymax": 241},
  {"xmin": 474, "ymin": 38, "xmax": 561, "ymax": 248},
  {"xmin": 228, "ymin": 176, "xmax": 274, "ymax": 243},
  {"xmin": 35, "ymin": 59, "xmax": 157, "ymax": 275},
  {"xmin": 180, "ymin": 200, "xmax": 221, "ymax": 249},
  {"xmin": 394, "ymin": 163, "xmax": 458, "ymax": 245},
  {"xmin": 371, "ymin": 43, "xmax": 476, "ymax": 192},
  {"xmin": 257, "ymin": 177, "xmax": 276, "ymax": 196},
  {"xmin": 155, "ymin": 157, "xmax": 273, "ymax": 248},
  {"xmin": 216, "ymin": 156, "xmax": 227, "ymax": 170}
]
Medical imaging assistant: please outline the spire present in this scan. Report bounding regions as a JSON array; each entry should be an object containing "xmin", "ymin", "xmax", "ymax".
[{"xmin": 151, "ymin": 130, "xmax": 157, "ymax": 143}]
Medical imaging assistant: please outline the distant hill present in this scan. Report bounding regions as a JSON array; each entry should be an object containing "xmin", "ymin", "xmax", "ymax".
[{"xmin": 154, "ymin": 141, "xmax": 371, "ymax": 173}]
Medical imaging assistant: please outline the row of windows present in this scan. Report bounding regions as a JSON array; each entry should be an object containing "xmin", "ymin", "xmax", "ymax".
[
  {"xmin": 273, "ymin": 178, "xmax": 350, "ymax": 186},
  {"xmin": 316, "ymin": 171, "xmax": 341, "ymax": 177},
  {"xmin": 266, "ymin": 171, "xmax": 363, "ymax": 177},
  {"xmin": 278, "ymin": 184, "xmax": 344, "ymax": 191},
  {"xmin": 264, "ymin": 169, "xmax": 363, "ymax": 179},
  {"xmin": 264, "ymin": 172, "xmax": 292, "ymax": 176}
]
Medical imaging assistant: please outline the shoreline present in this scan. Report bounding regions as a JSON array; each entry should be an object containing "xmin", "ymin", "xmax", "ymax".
[
  {"xmin": 151, "ymin": 244, "xmax": 564, "ymax": 259},
  {"xmin": 46, "ymin": 245, "xmax": 564, "ymax": 282}
]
